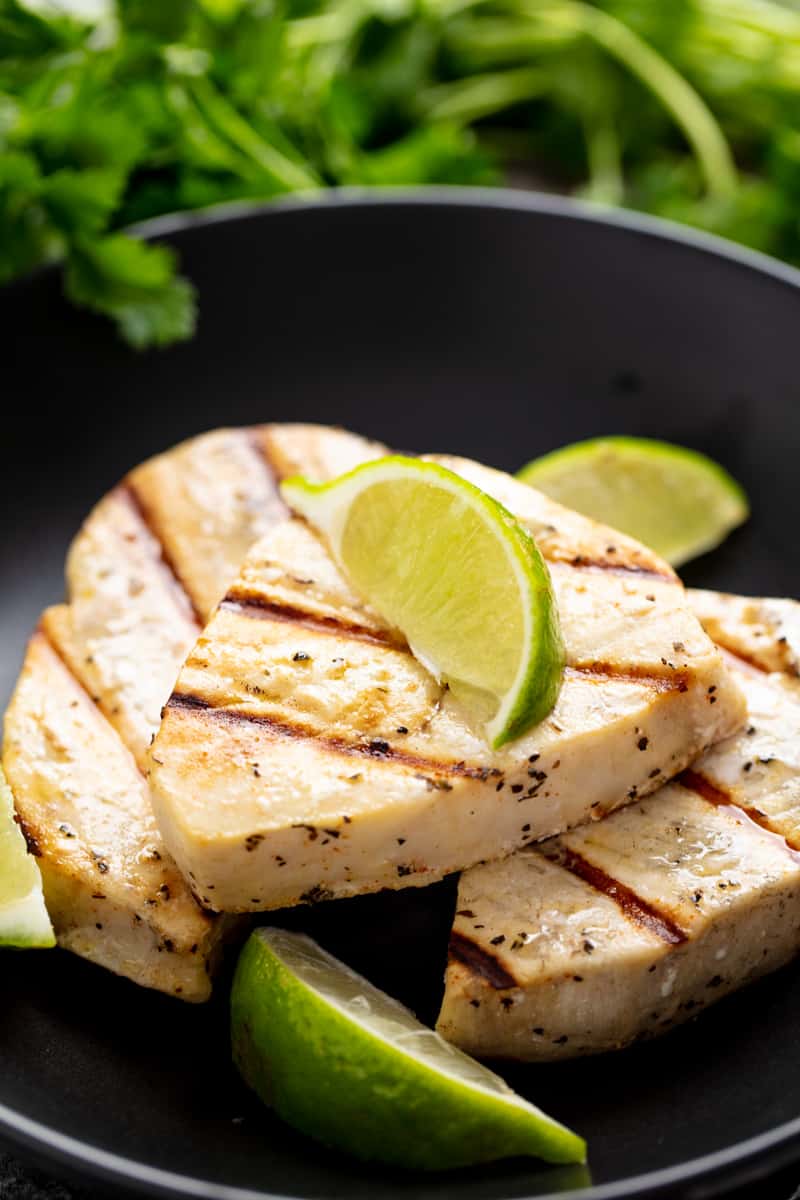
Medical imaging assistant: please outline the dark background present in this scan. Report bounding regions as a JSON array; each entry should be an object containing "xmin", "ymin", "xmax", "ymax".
[{"xmin": 3, "ymin": 194, "xmax": 800, "ymax": 1200}]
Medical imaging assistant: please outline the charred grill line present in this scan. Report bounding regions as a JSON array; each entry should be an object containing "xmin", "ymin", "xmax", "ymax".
[
  {"xmin": 221, "ymin": 594, "xmax": 398, "ymax": 648},
  {"xmin": 679, "ymin": 769, "xmax": 800, "ymax": 862},
  {"xmin": 548, "ymin": 553, "xmax": 675, "ymax": 582},
  {"xmin": 31, "ymin": 628, "xmax": 150, "ymax": 780},
  {"xmin": 565, "ymin": 664, "xmax": 690, "ymax": 692},
  {"xmin": 165, "ymin": 691, "xmax": 211, "ymax": 711},
  {"xmin": 167, "ymin": 691, "xmax": 496, "ymax": 780},
  {"xmin": 448, "ymin": 931, "xmax": 518, "ymax": 989},
  {"xmin": 220, "ymin": 595, "xmax": 688, "ymax": 691},
  {"xmin": 543, "ymin": 844, "xmax": 689, "ymax": 945},
  {"xmin": 120, "ymin": 483, "xmax": 204, "ymax": 628}
]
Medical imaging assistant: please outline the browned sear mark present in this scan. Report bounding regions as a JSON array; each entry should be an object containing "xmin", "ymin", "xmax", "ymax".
[
  {"xmin": 166, "ymin": 692, "xmax": 496, "ymax": 780},
  {"xmin": 543, "ymin": 844, "xmax": 688, "ymax": 945},
  {"xmin": 448, "ymin": 931, "xmax": 517, "ymax": 990},
  {"xmin": 680, "ymin": 769, "xmax": 800, "ymax": 862},
  {"xmin": 220, "ymin": 593, "xmax": 398, "ymax": 649},
  {"xmin": 120, "ymin": 483, "xmax": 204, "ymax": 627}
]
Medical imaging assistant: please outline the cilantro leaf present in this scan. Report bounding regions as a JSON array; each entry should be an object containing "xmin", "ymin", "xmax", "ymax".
[
  {"xmin": 64, "ymin": 233, "xmax": 196, "ymax": 348},
  {"xmin": 1, "ymin": 0, "xmax": 800, "ymax": 347},
  {"xmin": 42, "ymin": 167, "xmax": 126, "ymax": 235}
]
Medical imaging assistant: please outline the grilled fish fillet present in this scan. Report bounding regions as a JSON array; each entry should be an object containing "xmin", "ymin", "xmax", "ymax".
[
  {"xmin": 689, "ymin": 588, "xmax": 800, "ymax": 677},
  {"xmin": 147, "ymin": 456, "xmax": 745, "ymax": 913},
  {"xmin": 437, "ymin": 592, "xmax": 800, "ymax": 1060},
  {"xmin": 2, "ymin": 424, "xmax": 384, "ymax": 999}
]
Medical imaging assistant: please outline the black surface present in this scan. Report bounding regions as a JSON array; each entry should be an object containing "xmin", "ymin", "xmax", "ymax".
[{"xmin": 3, "ymin": 190, "xmax": 800, "ymax": 1200}]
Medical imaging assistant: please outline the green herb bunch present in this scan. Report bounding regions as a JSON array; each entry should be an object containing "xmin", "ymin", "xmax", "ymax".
[{"xmin": 2, "ymin": 0, "xmax": 800, "ymax": 347}]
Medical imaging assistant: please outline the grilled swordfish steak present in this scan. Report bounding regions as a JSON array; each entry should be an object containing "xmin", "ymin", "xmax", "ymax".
[
  {"xmin": 147, "ymin": 456, "xmax": 745, "ymax": 914},
  {"xmin": 2, "ymin": 425, "xmax": 385, "ymax": 999},
  {"xmin": 437, "ymin": 592, "xmax": 800, "ymax": 1061}
]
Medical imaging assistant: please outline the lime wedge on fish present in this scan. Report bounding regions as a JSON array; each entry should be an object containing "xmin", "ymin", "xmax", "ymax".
[
  {"xmin": 231, "ymin": 927, "xmax": 586, "ymax": 1169},
  {"xmin": 517, "ymin": 437, "xmax": 748, "ymax": 567},
  {"xmin": 281, "ymin": 456, "xmax": 563, "ymax": 749},
  {"xmin": 0, "ymin": 766, "xmax": 55, "ymax": 949}
]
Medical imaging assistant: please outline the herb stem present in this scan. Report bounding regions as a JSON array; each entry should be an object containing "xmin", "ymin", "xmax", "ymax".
[
  {"xmin": 420, "ymin": 66, "xmax": 547, "ymax": 126},
  {"xmin": 188, "ymin": 77, "xmax": 321, "ymax": 192},
  {"xmin": 528, "ymin": 0, "xmax": 738, "ymax": 199},
  {"xmin": 582, "ymin": 109, "xmax": 623, "ymax": 207}
]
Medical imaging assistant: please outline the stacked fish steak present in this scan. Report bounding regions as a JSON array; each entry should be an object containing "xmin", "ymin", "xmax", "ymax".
[{"xmin": 4, "ymin": 426, "xmax": 794, "ymax": 1062}]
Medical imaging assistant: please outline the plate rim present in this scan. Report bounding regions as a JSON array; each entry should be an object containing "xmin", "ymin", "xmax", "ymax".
[
  {"xmin": 4, "ymin": 185, "xmax": 800, "ymax": 1200},
  {"xmin": 122, "ymin": 182, "xmax": 800, "ymax": 297},
  {"xmin": 4, "ymin": 1090, "xmax": 800, "ymax": 1200}
]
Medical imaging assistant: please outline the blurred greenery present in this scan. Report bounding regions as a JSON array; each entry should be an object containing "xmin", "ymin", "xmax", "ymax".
[{"xmin": 3, "ymin": 0, "xmax": 800, "ymax": 345}]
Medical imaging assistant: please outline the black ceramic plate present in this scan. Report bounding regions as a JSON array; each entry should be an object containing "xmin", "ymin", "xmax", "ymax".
[{"xmin": 2, "ymin": 191, "xmax": 800, "ymax": 1200}]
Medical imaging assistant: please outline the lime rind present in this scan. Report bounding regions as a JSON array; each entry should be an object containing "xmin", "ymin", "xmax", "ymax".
[
  {"xmin": 231, "ymin": 927, "xmax": 586, "ymax": 1168},
  {"xmin": 0, "ymin": 766, "xmax": 55, "ymax": 949},
  {"xmin": 518, "ymin": 436, "xmax": 748, "ymax": 568},
  {"xmin": 281, "ymin": 457, "xmax": 564, "ymax": 750}
]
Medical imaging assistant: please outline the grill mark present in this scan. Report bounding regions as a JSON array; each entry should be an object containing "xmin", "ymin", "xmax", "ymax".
[
  {"xmin": 18, "ymin": 636, "xmax": 221, "ymax": 943},
  {"xmin": 166, "ymin": 692, "xmax": 497, "ymax": 780},
  {"xmin": 566, "ymin": 663, "xmax": 689, "ymax": 693},
  {"xmin": 547, "ymin": 553, "xmax": 675, "ymax": 582},
  {"xmin": 543, "ymin": 844, "xmax": 688, "ymax": 945},
  {"xmin": 167, "ymin": 691, "xmax": 211, "ymax": 711},
  {"xmin": 120, "ymin": 484, "xmax": 203, "ymax": 628},
  {"xmin": 34, "ymin": 628, "xmax": 148, "ymax": 779},
  {"xmin": 679, "ymin": 769, "xmax": 800, "ymax": 862},
  {"xmin": 448, "ymin": 931, "xmax": 517, "ymax": 990},
  {"xmin": 220, "ymin": 594, "xmax": 688, "ymax": 692},
  {"xmin": 221, "ymin": 593, "xmax": 398, "ymax": 648}
]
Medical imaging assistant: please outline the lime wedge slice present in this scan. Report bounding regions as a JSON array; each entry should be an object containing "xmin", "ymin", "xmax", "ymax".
[
  {"xmin": 231, "ymin": 927, "xmax": 586, "ymax": 1168},
  {"xmin": 280, "ymin": 457, "xmax": 564, "ymax": 749},
  {"xmin": 517, "ymin": 437, "xmax": 748, "ymax": 568},
  {"xmin": 0, "ymin": 766, "xmax": 55, "ymax": 949}
]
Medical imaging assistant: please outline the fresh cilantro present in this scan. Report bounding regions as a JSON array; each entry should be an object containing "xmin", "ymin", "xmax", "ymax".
[{"xmin": 2, "ymin": 0, "xmax": 800, "ymax": 346}]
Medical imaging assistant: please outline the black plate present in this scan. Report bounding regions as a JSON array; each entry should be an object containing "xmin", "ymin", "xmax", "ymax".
[{"xmin": 3, "ymin": 191, "xmax": 800, "ymax": 1200}]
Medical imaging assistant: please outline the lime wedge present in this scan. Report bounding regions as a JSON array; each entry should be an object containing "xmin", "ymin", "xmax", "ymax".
[
  {"xmin": 517, "ymin": 437, "xmax": 748, "ymax": 568},
  {"xmin": 231, "ymin": 927, "xmax": 586, "ymax": 1168},
  {"xmin": 0, "ymin": 766, "xmax": 55, "ymax": 949},
  {"xmin": 280, "ymin": 457, "xmax": 564, "ymax": 749}
]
